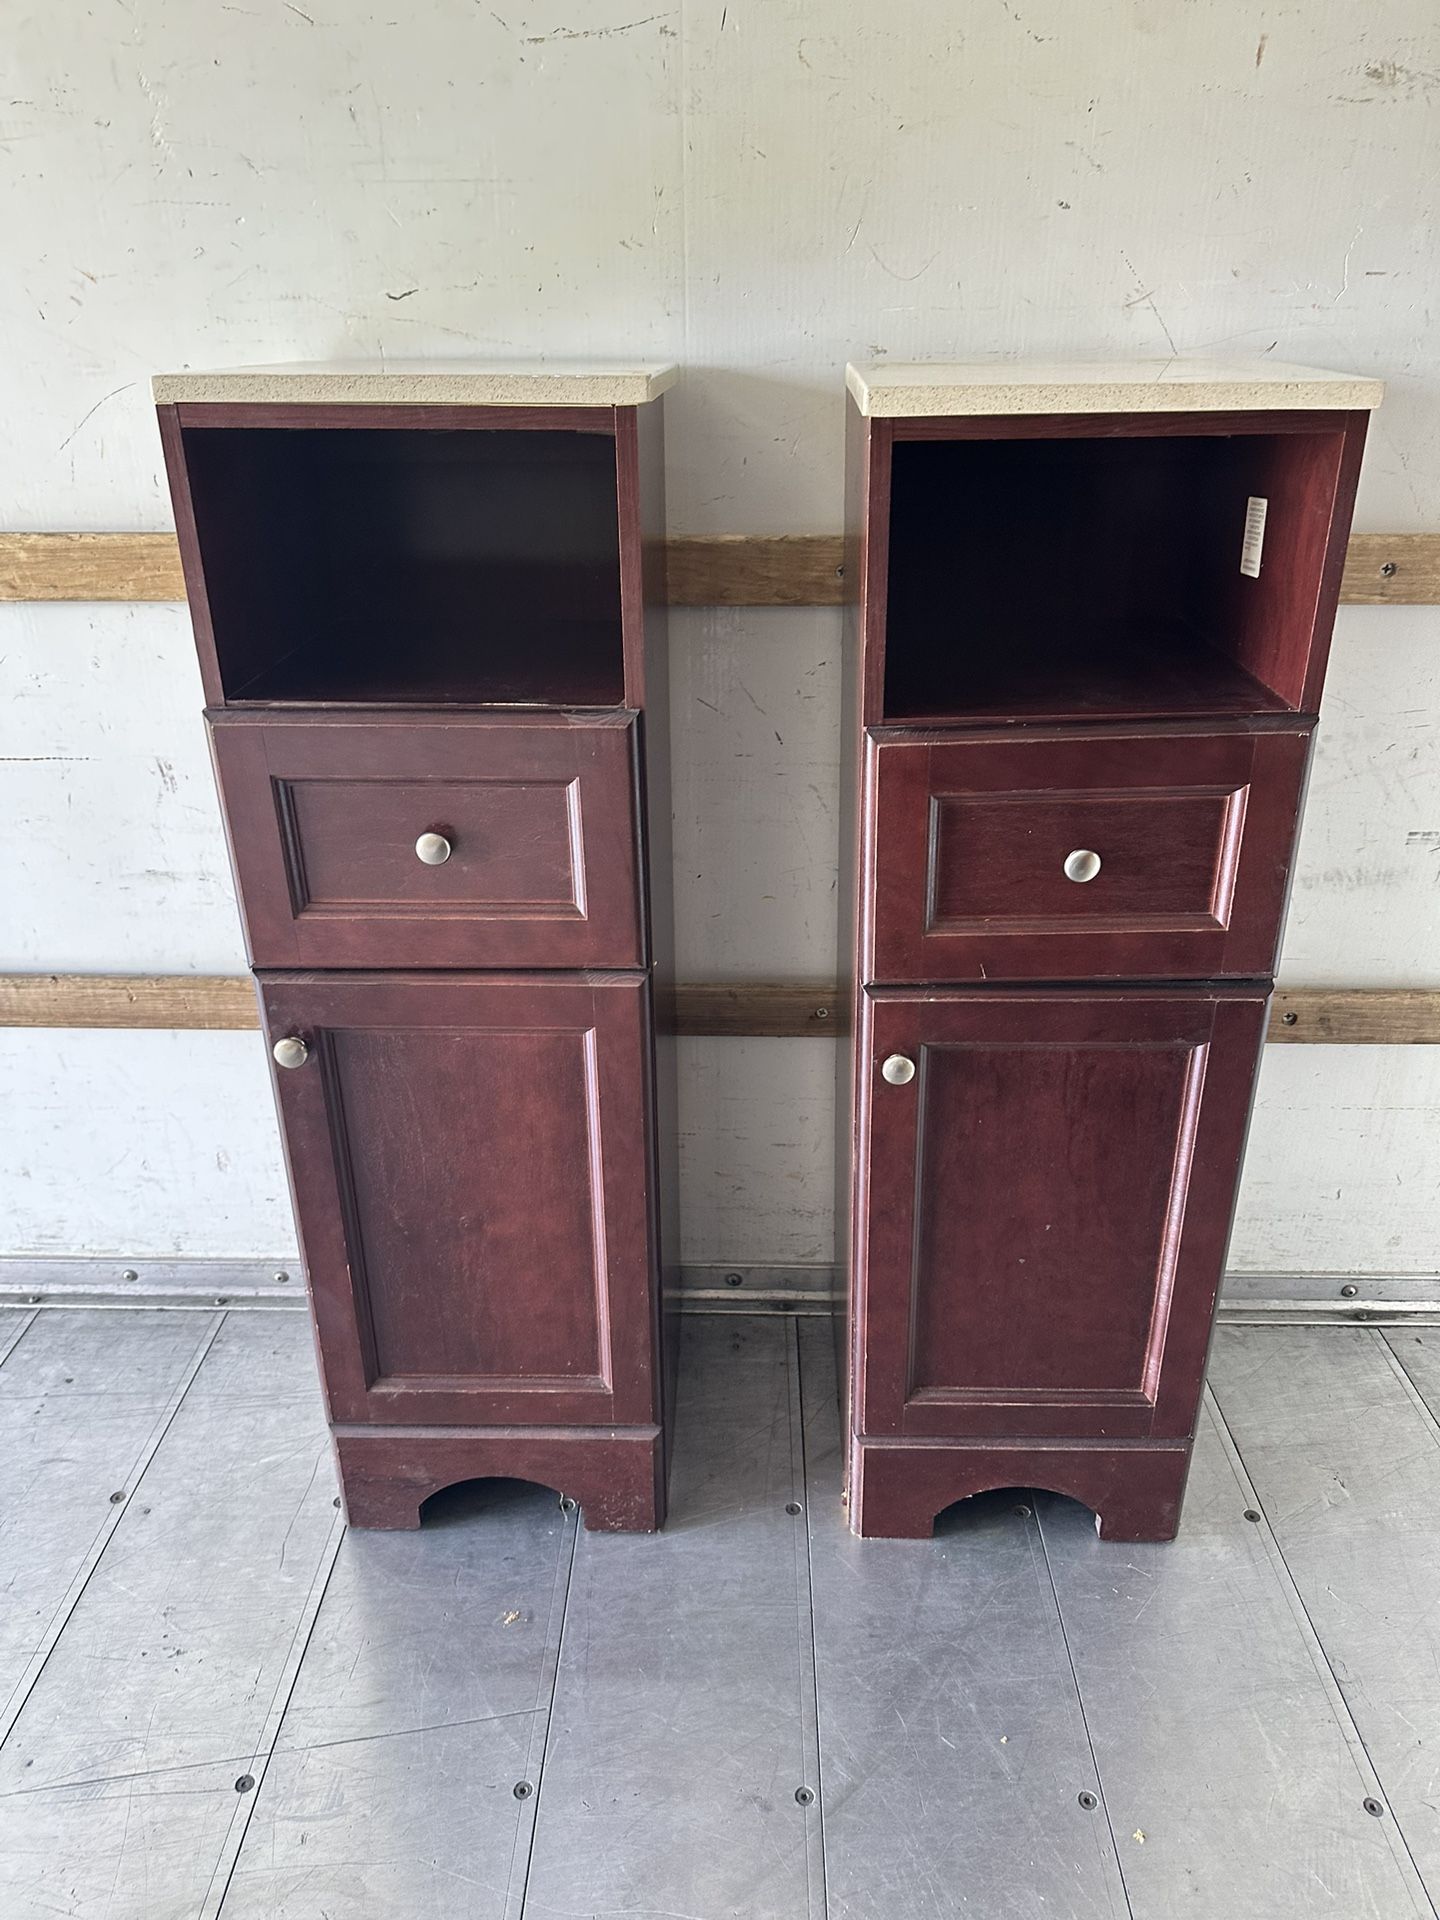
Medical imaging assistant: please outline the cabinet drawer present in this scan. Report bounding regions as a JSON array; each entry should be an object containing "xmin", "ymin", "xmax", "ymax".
[
  {"xmin": 211, "ymin": 711, "xmax": 644, "ymax": 969},
  {"xmin": 866, "ymin": 725, "xmax": 1310, "ymax": 982}
]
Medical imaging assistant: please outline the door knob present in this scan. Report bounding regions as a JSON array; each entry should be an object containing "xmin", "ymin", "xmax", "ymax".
[
  {"xmin": 415, "ymin": 832, "xmax": 452, "ymax": 866},
  {"xmin": 272, "ymin": 1036, "xmax": 309, "ymax": 1070},
  {"xmin": 1063, "ymin": 848, "xmax": 1102, "ymax": 883},
  {"xmin": 881, "ymin": 1054, "xmax": 916, "ymax": 1086}
]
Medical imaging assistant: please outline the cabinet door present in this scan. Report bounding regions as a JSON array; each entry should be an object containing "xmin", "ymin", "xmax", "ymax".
[
  {"xmin": 260, "ymin": 972, "xmax": 658, "ymax": 1429},
  {"xmin": 854, "ymin": 987, "xmax": 1267, "ymax": 1442}
]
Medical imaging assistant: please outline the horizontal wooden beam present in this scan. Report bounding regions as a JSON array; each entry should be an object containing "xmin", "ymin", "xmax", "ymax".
[
  {"xmin": 0, "ymin": 533, "xmax": 187, "ymax": 602},
  {"xmin": 2, "ymin": 976, "xmax": 1436, "ymax": 1043},
  {"xmin": 665, "ymin": 534, "xmax": 846, "ymax": 607},
  {"xmin": 0, "ymin": 973, "xmax": 260, "ymax": 1031},
  {"xmin": 1265, "ymin": 988, "xmax": 1440, "ymax": 1044},
  {"xmin": 2, "ymin": 530, "xmax": 1438, "ymax": 607}
]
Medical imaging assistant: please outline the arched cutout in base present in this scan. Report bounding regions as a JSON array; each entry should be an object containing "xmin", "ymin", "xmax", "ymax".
[
  {"xmin": 333, "ymin": 1421, "xmax": 665, "ymax": 1532},
  {"xmin": 931, "ymin": 1485, "xmax": 1055, "ymax": 1535},
  {"xmin": 417, "ymin": 1475, "xmax": 569, "ymax": 1529},
  {"xmin": 848, "ymin": 1437, "xmax": 1190, "ymax": 1543}
]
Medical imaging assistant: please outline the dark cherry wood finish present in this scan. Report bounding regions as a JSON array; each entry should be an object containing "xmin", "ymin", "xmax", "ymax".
[
  {"xmin": 159, "ymin": 385, "xmax": 674, "ymax": 1531},
  {"xmin": 259, "ymin": 973, "xmax": 655, "ymax": 1429},
  {"xmin": 867, "ymin": 723, "xmax": 1312, "ymax": 983},
  {"xmin": 209, "ymin": 711, "xmax": 644, "ymax": 971},
  {"xmin": 840, "ymin": 390, "xmax": 1371, "ymax": 1541},
  {"xmin": 854, "ymin": 987, "xmax": 1268, "ymax": 1443}
]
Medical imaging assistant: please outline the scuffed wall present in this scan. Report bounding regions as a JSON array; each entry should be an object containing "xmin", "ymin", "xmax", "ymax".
[{"xmin": 2, "ymin": 1, "xmax": 1437, "ymax": 1273}]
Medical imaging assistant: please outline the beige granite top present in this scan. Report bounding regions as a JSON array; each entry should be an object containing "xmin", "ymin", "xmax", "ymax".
[
  {"xmin": 152, "ymin": 361, "xmax": 678, "ymax": 407},
  {"xmin": 845, "ymin": 358, "xmax": 1384, "ymax": 417}
]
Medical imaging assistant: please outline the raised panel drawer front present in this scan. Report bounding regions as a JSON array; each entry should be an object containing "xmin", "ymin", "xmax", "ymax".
[
  {"xmin": 210, "ymin": 711, "xmax": 644, "ymax": 969},
  {"xmin": 866, "ymin": 724, "xmax": 1311, "ymax": 982},
  {"xmin": 259, "ymin": 972, "xmax": 657, "ymax": 1430},
  {"xmin": 854, "ymin": 987, "xmax": 1269, "ymax": 1442}
]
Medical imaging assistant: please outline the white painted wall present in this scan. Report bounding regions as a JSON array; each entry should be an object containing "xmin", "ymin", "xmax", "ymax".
[{"xmin": 3, "ymin": 0, "xmax": 1437, "ymax": 1275}]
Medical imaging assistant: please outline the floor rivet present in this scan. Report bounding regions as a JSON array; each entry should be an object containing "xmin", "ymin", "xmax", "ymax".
[
  {"xmin": 514, "ymin": 1781, "xmax": 533, "ymax": 1800},
  {"xmin": 795, "ymin": 1786, "xmax": 815, "ymax": 1806},
  {"xmin": 235, "ymin": 1774, "xmax": 255, "ymax": 1794},
  {"xmin": 1078, "ymin": 1790, "xmax": 1099, "ymax": 1811},
  {"xmin": 1364, "ymin": 1796, "xmax": 1385, "ymax": 1817},
  {"xmin": 1243, "ymin": 1509, "xmax": 1262, "ymax": 1523}
]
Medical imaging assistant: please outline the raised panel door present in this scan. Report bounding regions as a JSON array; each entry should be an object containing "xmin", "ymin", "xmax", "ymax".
[
  {"xmin": 854, "ymin": 986, "xmax": 1268, "ymax": 1443},
  {"xmin": 258, "ymin": 971, "xmax": 658, "ymax": 1430}
]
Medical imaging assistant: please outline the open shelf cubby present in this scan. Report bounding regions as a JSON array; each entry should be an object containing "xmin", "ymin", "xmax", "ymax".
[
  {"xmin": 881, "ymin": 425, "xmax": 1350, "ymax": 725},
  {"xmin": 181, "ymin": 425, "xmax": 626, "ymax": 707}
]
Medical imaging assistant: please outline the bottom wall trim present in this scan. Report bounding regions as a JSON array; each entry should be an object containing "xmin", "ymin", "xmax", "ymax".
[{"xmin": 2, "ymin": 1259, "xmax": 1439, "ymax": 1323}]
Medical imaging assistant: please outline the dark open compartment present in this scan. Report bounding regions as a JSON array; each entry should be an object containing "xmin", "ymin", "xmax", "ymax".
[
  {"xmin": 181, "ymin": 426, "xmax": 626, "ymax": 706},
  {"xmin": 881, "ymin": 424, "xmax": 1349, "ymax": 724}
]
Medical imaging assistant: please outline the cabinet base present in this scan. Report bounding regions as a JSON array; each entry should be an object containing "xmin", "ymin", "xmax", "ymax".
[
  {"xmin": 334, "ymin": 1422, "xmax": 666, "ymax": 1532},
  {"xmin": 848, "ymin": 1434, "xmax": 1193, "ymax": 1542}
]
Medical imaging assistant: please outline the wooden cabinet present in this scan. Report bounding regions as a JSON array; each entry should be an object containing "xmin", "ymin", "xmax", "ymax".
[
  {"xmin": 157, "ymin": 363, "xmax": 679, "ymax": 1530},
  {"xmin": 839, "ymin": 360, "xmax": 1381, "ymax": 1540}
]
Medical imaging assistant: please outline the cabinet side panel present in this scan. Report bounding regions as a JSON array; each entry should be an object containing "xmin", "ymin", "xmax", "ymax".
[
  {"xmin": 835, "ymin": 403, "xmax": 866, "ymax": 1444},
  {"xmin": 631, "ymin": 399, "xmax": 679, "ymax": 1449}
]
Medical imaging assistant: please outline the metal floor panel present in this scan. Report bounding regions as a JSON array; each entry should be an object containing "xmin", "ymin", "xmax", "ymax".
[
  {"xmin": 796, "ymin": 1319, "xmax": 1129, "ymax": 1920},
  {"xmin": 1038, "ymin": 1399, "xmax": 1431, "ymax": 1917},
  {"xmin": 221, "ymin": 1480, "xmax": 576, "ymax": 1920},
  {"xmin": 1209, "ymin": 1326, "xmax": 1440, "ymax": 1898},
  {"xmin": 0, "ymin": 1310, "xmax": 220, "ymax": 1730},
  {"xmin": 523, "ymin": 1314, "xmax": 824, "ymax": 1920},
  {"xmin": 7, "ymin": 1310, "xmax": 1440, "ymax": 1916},
  {"xmin": 0, "ymin": 1314, "xmax": 341, "ymax": 1920}
]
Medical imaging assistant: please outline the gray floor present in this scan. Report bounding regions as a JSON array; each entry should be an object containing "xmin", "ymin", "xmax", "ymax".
[{"xmin": 1, "ymin": 1310, "xmax": 1439, "ymax": 1918}]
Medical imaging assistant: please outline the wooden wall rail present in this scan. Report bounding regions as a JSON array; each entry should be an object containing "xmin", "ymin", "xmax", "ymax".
[
  {"xmin": 2, "ymin": 976, "xmax": 1437, "ymax": 1043},
  {"xmin": 2, "ymin": 530, "xmax": 1439, "ymax": 607}
]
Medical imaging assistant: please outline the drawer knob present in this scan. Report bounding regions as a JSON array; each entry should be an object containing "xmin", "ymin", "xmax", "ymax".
[
  {"xmin": 1063, "ymin": 848, "xmax": 1102, "ymax": 884},
  {"xmin": 881, "ymin": 1053, "xmax": 916, "ymax": 1086},
  {"xmin": 415, "ymin": 832, "xmax": 452, "ymax": 866},
  {"xmin": 272, "ymin": 1036, "xmax": 309, "ymax": 1071}
]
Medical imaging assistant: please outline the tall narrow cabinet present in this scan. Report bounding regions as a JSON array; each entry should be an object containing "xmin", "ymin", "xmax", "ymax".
[
  {"xmin": 156, "ymin": 363, "xmax": 679, "ymax": 1530},
  {"xmin": 838, "ymin": 360, "xmax": 1381, "ymax": 1540}
]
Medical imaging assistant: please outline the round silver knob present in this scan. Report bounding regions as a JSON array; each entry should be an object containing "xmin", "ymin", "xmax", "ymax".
[
  {"xmin": 272, "ymin": 1036, "xmax": 309, "ymax": 1070},
  {"xmin": 1063, "ymin": 849, "xmax": 1102, "ymax": 884},
  {"xmin": 415, "ymin": 832, "xmax": 452, "ymax": 866},
  {"xmin": 881, "ymin": 1053, "xmax": 916, "ymax": 1086}
]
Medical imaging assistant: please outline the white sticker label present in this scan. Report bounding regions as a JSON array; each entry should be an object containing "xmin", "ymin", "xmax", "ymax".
[{"xmin": 1240, "ymin": 495, "xmax": 1268, "ymax": 578}]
